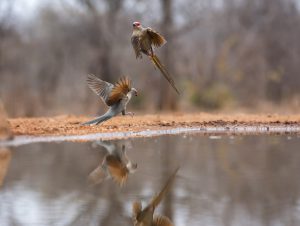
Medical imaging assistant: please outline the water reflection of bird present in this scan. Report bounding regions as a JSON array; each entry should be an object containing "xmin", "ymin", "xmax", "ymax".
[
  {"xmin": 88, "ymin": 141, "xmax": 137, "ymax": 186},
  {"xmin": 131, "ymin": 21, "xmax": 179, "ymax": 94},
  {"xmin": 82, "ymin": 74, "xmax": 138, "ymax": 125},
  {"xmin": 132, "ymin": 167, "xmax": 179, "ymax": 226}
]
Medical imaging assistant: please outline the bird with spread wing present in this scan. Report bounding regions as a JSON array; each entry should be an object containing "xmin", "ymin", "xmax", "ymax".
[
  {"xmin": 132, "ymin": 167, "xmax": 179, "ymax": 226},
  {"xmin": 88, "ymin": 141, "xmax": 137, "ymax": 186},
  {"xmin": 82, "ymin": 74, "xmax": 137, "ymax": 125},
  {"xmin": 131, "ymin": 21, "xmax": 179, "ymax": 95}
]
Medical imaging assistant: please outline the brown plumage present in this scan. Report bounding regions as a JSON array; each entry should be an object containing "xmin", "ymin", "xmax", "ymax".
[
  {"xmin": 148, "ymin": 166, "xmax": 179, "ymax": 209},
  {"xmin": 105, "ymin": 155, "xmax": 129, "ymax": 186},
  {"xmin": 131, "ymin": 22, "xmax": 180, "ymax": 95},
  {"xmin": 153, "ymin": 216, "xmax": 174, "ymax": 226},
  {"xmin": 83, "ymin": 75, "xmax": 137, "ymax": 125},
  {"xmin": 132, "ymin": 167, "xmax": 179, "ymax": 226},
  {"xmin": 86, "ymin": 74, "xmax": 133, "ymax": 106},
  {"xmin": 88, "ymin": 143, "xmax": 137, "ymax": 187},
  {"xmin": 147, "ymin": 27, "xmax": 167, "ymax": 48},
  {"xmin": 149, "ymin": 55, "xmax": 180, "ymax": 94},
  {"xmin": 107, "ymin": 77, "xmax": 132, "ymax": 106}
]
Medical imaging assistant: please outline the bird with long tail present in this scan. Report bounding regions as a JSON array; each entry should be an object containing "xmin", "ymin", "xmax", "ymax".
[
  {"xmin": 132, "ymin": 167, "xmax": 179, "ymax": 226},
  {"xmin": 131, "ymin": 21, "xmax": 180, "ymax": 95}
]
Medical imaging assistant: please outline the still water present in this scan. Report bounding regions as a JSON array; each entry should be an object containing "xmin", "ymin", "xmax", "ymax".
[{"xmin": 0, "ymin": 135, "xmax": 300, "ymax": 226}]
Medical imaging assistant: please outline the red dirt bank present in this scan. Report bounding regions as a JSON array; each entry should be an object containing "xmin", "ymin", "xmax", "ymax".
[{"xmin": 7, "ymin": 113, "xmax": 300, "ymax": 136}]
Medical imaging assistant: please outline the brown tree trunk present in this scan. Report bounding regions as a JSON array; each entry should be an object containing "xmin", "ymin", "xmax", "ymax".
[
  {"xmin": 83, "ymin": 0, "xmax": 122, "ymax": 82},
  {"xmin": 158, "ymin": 0, "xmax": 178, "ymax": 110}
]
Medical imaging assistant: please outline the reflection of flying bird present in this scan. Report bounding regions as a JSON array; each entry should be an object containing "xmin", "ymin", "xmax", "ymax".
[
  {"xmin": 132, "ymin": 167, "xmax": 179, "ymax": 226},
  {"xmin": 131, "ymin": 21, "xmax": 179, "ymax": 95},
  {"xmin": 88, "ymin": 141, "xmax": 137, "ymax": 186},
  {"xmin": 82, "ymin": 74, "xmax": 138, "ymax": 125}
]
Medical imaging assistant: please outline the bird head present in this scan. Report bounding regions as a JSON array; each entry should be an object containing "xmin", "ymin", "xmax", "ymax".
[
  {"xmin": 132, "ymin": 21, "xmax": 141, "ymax": 29},
  {"xmin": 131, "ymin": 88, "xmax": 138, "ymax": 96},
  {"xmin": 127, "ymin": 161, "xmax": 138, "ymax": 173}
]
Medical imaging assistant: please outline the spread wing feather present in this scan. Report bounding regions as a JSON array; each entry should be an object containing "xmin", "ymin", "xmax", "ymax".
[
  {"xmin": 153, "ymin": 215, "xmax": 174, "ymax": 226},
  {"xmin": 107, "ymin": 77, "xmax": 132, "ymax": 106},
  {"xmin": 87, "ymin": 165, "xmax": 106, "ymax": 186},
  {"xmin": 86, "ymin": 74, "xmax": 114, "ymax": 105},
  {"xmin": 147, "ymin": 28, "xmax": 167, "ymax": 48},
  {"xmin": 106, "ymin": 155, "xmax": 128, "ymax": 186}
]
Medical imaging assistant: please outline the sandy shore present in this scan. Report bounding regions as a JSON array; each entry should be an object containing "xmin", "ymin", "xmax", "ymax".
[{"xmin": 7, "ymin": 113, "xmax": 300, "ymax": 137}]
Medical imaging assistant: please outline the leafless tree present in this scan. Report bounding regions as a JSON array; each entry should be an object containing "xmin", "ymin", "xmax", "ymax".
[{"xmin": 1, "ymin": 0, "xmax": 300, "ymax": 116}]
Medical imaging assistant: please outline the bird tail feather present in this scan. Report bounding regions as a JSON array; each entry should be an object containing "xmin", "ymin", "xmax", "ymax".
[
  {"xmin": 82, "ymin": 114, "xmax": 112, "ymax": 125},
  {"xmin": 150, "ymin": 55, "xmax": 180, "ymax": 95},
  {"xmin": 150, "ymin": 166, "xmax": 180, "ymax": 209}
]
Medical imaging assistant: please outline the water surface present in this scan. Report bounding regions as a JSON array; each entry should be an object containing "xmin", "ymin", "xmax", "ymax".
[{"xmin": 0, "ymin": 135, "xmax": 300, "ymax": 226}]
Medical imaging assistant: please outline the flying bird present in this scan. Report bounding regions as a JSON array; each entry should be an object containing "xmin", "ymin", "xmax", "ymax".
[
  {"xmin": 82, "ymin": 74, "xmax": 137, "ymax": 125},
  {"xmin": 88, "ymin": 141, "xmax": 137, "ymax": 186},
  {"xmin": 132, "ymin": 167, "xmax": 179, "ymax": 226},
  {"xmin": 131, "ymin": 21, "xmax": 179, "ymax": 95}
]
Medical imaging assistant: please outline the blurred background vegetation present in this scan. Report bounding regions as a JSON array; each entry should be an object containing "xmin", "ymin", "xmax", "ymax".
[{"xmin": 0, "ymin": 0, "xmax": 300, "ymax": 117}]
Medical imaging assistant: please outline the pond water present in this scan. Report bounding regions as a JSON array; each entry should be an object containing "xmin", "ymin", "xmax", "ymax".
[{"xmin": 0, "ymin": 134, "xmax": 300, "ymax": 226}]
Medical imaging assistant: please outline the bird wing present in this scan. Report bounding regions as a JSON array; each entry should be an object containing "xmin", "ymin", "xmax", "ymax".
[
  {"xmin": 86, "ymin": 74, "xmax": 114, "ymax": 105},
  {"xmin": 148, "ymin": 167, "xmax": 179, "ymax": 209},
  {"xmin": 146, "ymin": 27, "xmax": 167, "ymax": 48},
  {"xmin": 106, "ymin": 77, "xmax": 132, "ymax": 106},
  {"xmin": 87, "ymin": 165, "xmax": 107, "ymax": 186},
  {"xmin": 106, "ymin": 155, "xmax": 129, "ymax": 186},
  {"xmin": 131, "ymin": 35, "xmax": 142, "ymax": 59},
  {"xmin": 153, "ymin": 215, "xmax": 174, "ymax": 226}
]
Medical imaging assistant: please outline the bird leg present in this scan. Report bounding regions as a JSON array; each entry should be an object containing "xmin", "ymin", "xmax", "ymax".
[
  {"xmin": 122, "ymin": 110, "xmax": 135, "ymax": 117},
  {"xmin": 126, "ymin": 112, "xmax": 135, "ymax": 117}
]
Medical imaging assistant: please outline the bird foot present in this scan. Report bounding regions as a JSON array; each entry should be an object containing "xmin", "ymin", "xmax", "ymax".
[{"xmin": 126, "ymin": 112, "xmax": 135, "ymax": 117}]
